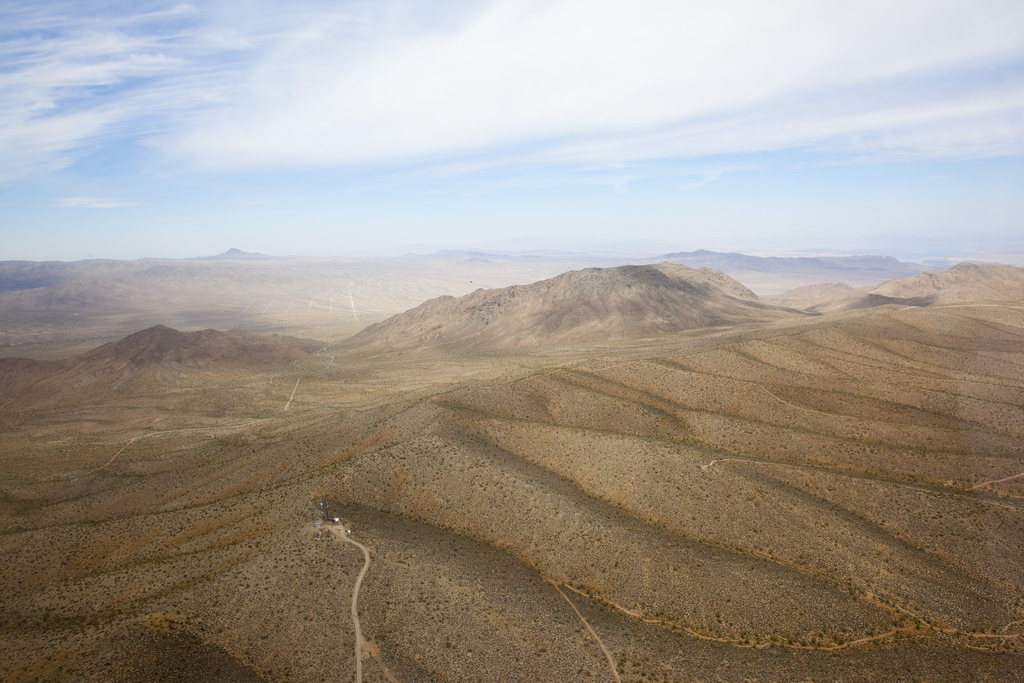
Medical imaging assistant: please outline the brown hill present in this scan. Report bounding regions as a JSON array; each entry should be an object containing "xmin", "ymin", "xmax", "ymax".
[
  {"xmin": 2, "ymin": 300, "xmax": 1024, "ymax": 680},
  {"xmin": 0, "ymin": 253, "xmax": 620, "ymax": 353},
  {"xmin": 767, "ymin": 262, "xmax": 1024, "ymax": 312},
  {"xmin": 0, "ymin": 325, "xmax": 321, "ymax": 399},
  {"xmin": 764, "ymin": 282, "xmax": 932, "ymax": 312},
  {"xmin": 339, "ymin": 262, "xmax": 802, "ymax": 354},
  {"xmin": 871, "ymin": 262, "xmax": 1024, "ymax": 301}
]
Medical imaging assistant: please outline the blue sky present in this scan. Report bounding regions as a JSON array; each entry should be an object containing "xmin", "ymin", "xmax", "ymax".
[{"xmin": 1, "ymin": 0, "xmax": 1023, "ymax": 262}]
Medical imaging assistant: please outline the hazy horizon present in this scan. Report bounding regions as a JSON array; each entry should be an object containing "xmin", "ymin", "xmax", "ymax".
[{"xmin": 5, "ymin": 241, "xmax": 1022, "ymax": 269}]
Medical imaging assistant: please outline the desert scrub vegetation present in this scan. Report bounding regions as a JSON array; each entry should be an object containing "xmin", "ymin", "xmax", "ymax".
[{"xmin": 3, "ymin": 300, "xmax": 1024, "ymax": 681}]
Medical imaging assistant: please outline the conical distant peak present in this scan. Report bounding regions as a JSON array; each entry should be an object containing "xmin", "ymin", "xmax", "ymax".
[{"xmin": 199, "ymin": 248, "xmax": 271, "ymax": 260}]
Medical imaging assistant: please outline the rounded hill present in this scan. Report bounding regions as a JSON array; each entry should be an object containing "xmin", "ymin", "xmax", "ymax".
[
  {"xmin": 768, "ymin": 262, "xmax": 1024, "ymax": 312},
  {"xmin": 0, "ymin": 326, "xmax": 321, "ymax": 399},
  {"xmin": 339, "ymin": 262, "xmax": 802, "ymax": 354}
]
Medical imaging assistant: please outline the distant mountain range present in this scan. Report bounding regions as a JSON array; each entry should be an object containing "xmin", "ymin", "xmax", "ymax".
[
  {"xmin": 0, "ymin": 249, "xmax": 1006, "ymax": 351},
  {"xmin": 0, "ymin": 248, "xmax": 946, "ymax": 295},
  {"xmin": 415, "ymin": 248, "xmax": 948, "ymax": 295},
  {"xmin": 653, "ymin": 250, "xmax": 936, "ymax": 295},
  {"xmin": 661, "ymin": 249, "xmax": 930, "ymax": 277}
]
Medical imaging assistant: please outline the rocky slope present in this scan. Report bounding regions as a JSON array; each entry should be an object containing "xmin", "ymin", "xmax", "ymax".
[
  {"xmin": 340, "ymin": 262, "xmax": 801, "ymax": 354},
  {"xmin": 2, "ymin": 302, "xmax": 1023, "ymax": 681},
  {"xmin": 767, "ymin": 262, "xmax": 1024, "ymax": 312}
]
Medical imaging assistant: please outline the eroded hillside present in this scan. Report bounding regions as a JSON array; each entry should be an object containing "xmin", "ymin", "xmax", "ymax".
[
  {"xmin": 340, "ymin": 262, "xmax": 802, "ymax": 354},
  {"xmin": 768, "ymin": 262, "xmax": 1024, "ymax": 312},
  {"xmin": 1, "ymin": 302, "xmax": 1023, "ymax": 681}
]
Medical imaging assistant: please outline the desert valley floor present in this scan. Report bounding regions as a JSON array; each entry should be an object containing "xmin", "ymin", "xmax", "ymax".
[{"xmin": 1, "ymin": 257, "xmax": 1023, "ymax": 682}]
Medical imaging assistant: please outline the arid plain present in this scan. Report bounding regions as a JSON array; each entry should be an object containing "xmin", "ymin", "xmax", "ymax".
[{"xmin": 1, "ymin": 253, "xmax": 1023, "ymax": 682}]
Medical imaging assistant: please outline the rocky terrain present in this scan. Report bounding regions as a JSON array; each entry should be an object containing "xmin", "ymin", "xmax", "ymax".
[
  {"xmin": 340, "ymin": 262, "xmax": 802, "ymax": 354},
  {"xmin": 0, "ymin": 250, "xmax": 942, "ymax": 357},
  {"xmin": 0, "ymin": 251, "xmax": 607, "ymax": 356},
  {"xmin": 1, "ymin": 258, "xmax": 1022, "ymax": 682},
  {"xmin": 768, "ymin": 262, "xmax": 1024, "ymax": 312}
]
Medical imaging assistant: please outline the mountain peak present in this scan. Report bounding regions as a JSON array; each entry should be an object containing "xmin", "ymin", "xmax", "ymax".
[
  {"xmin": 199, "ymin": 248, "xmax": 272, "ymax": 260},
  {"xmin": 340, "ymin": 262, "xmax": 801, "ymax": 354}
]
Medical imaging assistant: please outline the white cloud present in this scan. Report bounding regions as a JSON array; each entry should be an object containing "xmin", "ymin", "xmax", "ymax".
[
  {"xmin": 681, "ymin": 171, "xmax": 724, "ymax": 191},
  {"xmin": 175, "ymin": 0, "xmax": 1024, "ymax": 169},
  {"xmin": 56, "ymin": 196, "xmax": 137, "ymax": 208},
  {"xmin": 0, "ymin": 1, "xmax": 252, "ymax": 180},
  {"xmin": 2, "ymin": 0, "xmax": 1023, "ymax": 181}
]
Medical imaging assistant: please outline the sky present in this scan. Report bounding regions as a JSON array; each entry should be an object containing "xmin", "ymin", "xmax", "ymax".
[{"xmin": 1, "ymin": 0, "xmax": 1023, "ymax": 262}]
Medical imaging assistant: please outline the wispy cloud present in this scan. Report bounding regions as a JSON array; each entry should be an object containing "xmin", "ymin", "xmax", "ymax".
[
  {"xmin": 681, "ymin": 171, "xmax": 725, "ymax": 191},
  {"xmin": 56, "ymin": 196, "xmax": 137, "ymax": 208},
  {"xmin": 3, "ymin": 0, "xmax": 1023, "ymax": 182},
  {"xmin": 176, "ymin": 0, "xmax": 1024, "ymax": 171},
  {"xmin": 0, "ymin": 1, "xmax": 257, "ymax": 180}
]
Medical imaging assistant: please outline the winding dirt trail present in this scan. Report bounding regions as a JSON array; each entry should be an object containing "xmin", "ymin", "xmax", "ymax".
[
  {"xmin": 332, "ymin": 526, "xmax": 371, "ymax": 683},
  {"xmin": 971, "ymin": 472, "xmax": 1024, "ymax": 489}
]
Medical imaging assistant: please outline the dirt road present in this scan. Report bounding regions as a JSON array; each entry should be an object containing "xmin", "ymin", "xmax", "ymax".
[
  {"xmin": 332, "ymin": 526, "xmax": 371, "ymax": 683},
  {"xmin": 551, "ymin": 581, "xmax": 621, "ymax": 683},
  {"xmin": 284, "ymin": 379, "xmax": 300, "ymax": 411}
]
